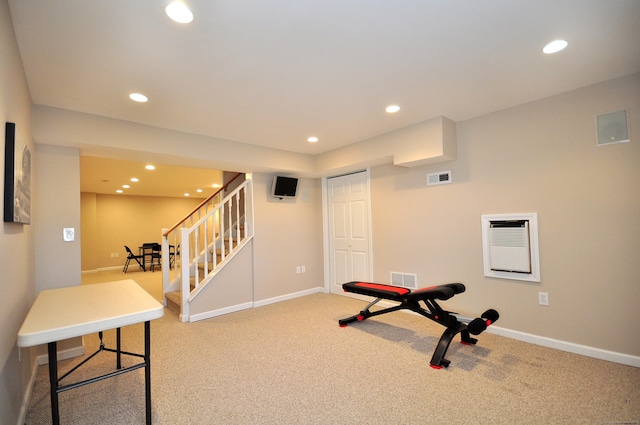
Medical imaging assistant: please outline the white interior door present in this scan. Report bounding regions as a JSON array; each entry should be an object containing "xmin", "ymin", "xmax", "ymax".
[{"xmin": 327, "ymin": 171, "xmax": 372, "ymax": 294}]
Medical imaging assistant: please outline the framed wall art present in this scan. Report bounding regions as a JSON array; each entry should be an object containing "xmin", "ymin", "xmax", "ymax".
[{"xmin": 4, "ymin": 122, "xmax": 31, "ymax": 224}]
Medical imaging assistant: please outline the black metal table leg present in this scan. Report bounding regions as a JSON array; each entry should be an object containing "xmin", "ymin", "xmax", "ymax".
[
  {"xmin": 145, "ymin": 320, "xmax": 152, "ymax": 425},
  {"xmin": 116, "ymin": 327, "xmax": 122, "ymax": 369},
  {"xmin": 48, "ymin": 341, "xmax": 60, "ymax": 425}
]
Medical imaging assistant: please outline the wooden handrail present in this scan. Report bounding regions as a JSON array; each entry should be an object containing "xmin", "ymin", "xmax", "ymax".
[{"xmin": 162, "ymin": 172, "xmax": 244, "ymax": 237}]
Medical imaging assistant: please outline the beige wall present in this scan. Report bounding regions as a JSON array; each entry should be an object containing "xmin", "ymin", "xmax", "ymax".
[
  {"xmin": 252, "ymin": 173, "xmax": 324, "ymax": 301},
  {"xmin": 32, "ymin": 144, "xmax": 84, "ymax": 360},
  {"xmin": 369, "ymin": 73, "xmax": 640, "ymax": 356},
  {"xmin": 190, "ymin": 243, "xmax": 254, "ymax": 316},
  {"xmin": 81, "ymin": 192, "xmax": 206, "ymax": 271},
  {"xmin": 34, "ymin": 145, "xmax": 82, "ymax": 291},
  {"xmin": 0, "ymin": 0, "xmax": 36, "ymax": 422}
]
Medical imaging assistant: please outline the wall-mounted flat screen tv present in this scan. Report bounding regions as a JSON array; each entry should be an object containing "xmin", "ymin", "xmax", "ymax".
[{"xmin": 271, "ymin": 176, "xmax": 298, "ymax": 199}]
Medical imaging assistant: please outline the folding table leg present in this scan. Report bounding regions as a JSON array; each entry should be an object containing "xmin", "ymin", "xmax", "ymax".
[
  {"xmin": 48, "ymin": 341, "xmax": 60, "ymax": 425},
  {"xmin": 145, "ymin": 321, "xmax": 152, "ymax": 425},
  {"xmin": 116, "ymin": 327, "xmax": 122, "ymax": 369}
]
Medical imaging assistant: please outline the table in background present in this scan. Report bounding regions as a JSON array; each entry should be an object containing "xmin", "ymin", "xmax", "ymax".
[
  {"xmin": 17, "ymin": 280, "xmax": 164, "ymax": 424},
  {"xmin": 139, "ymin": 243, "xmax": 161, "ymax": 272}
]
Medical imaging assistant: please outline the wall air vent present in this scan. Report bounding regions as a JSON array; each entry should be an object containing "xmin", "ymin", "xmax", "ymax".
[
  {"xmin": 597, "ymin": 110, "xmax": 629, "ymax": 146},
  {"xmin": 390, "ymin": 272, "xmax": 417, "ymax": 289},
  {"xmin": 427, "ymin": 170, "xmax": 452, "ymax": 186}
]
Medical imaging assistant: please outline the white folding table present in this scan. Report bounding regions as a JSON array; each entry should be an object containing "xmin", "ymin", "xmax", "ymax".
[{"xmin": 17, "ymin": 280, "xmax": 164, "ymax": 424}]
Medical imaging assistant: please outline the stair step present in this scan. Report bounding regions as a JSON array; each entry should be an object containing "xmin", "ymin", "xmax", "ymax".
[{"xmin": 165, "ymin": 291, "xmax": 181, "ymax": 315}]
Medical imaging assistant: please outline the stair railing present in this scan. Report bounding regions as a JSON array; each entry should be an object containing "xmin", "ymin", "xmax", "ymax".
[
  {"xmin": 161, "ymin": 173, "xmax": 244, "ymax": 298},
  {"xmin": 162, "ymin": 177, "xmax": 253, "ymax": 321}
]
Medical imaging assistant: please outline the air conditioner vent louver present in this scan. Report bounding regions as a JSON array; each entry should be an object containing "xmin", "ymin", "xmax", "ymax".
[{"xmin": 427, "ymin": 170, "xmax": 452, "ymax": 186}]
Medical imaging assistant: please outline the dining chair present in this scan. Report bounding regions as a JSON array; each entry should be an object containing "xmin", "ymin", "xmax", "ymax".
[{"xmin": 123, "ymin": 245, "xmax": 146, "ymax": 273}]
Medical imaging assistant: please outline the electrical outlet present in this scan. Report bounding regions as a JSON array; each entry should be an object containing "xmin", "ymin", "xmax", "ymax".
[
  {"xmin": 301, "ymin": 265, "xmax": 306, "ymax": 273},
  {"xmin": 538, "ymin": 292, "xmax": 549, "ymax": 306},
  {"xmin": 296, "ymin": 266, "xmax": 301, "ymax": 274}
]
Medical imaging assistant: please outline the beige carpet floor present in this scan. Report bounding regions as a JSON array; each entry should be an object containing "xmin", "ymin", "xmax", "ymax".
[{"xmin": 24, "ymin": 271, "xmax": 640, "ymax": 424}]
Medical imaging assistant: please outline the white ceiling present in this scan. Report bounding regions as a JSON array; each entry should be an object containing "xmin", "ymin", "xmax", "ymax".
[{"xmin": 7, "ymin": 1, "xmax": 640, "ymax": 195}]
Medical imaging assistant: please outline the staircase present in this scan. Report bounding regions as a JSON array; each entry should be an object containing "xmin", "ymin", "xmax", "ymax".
[{"xmin": 161, "ymin": 174, "xmax": 254, "ymax": 322}]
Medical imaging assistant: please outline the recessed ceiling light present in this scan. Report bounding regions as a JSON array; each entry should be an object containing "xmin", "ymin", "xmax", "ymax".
[
  {"xmin": 184, "ymin": 193, "xmax": 190, "ymax": 197},
  {"xmin": 129, "ymin": 93, "xmax": 148, "ymax": 103},
  {"xmin": 122, "ymin": 184, "xmax": 130, "ymax": 189},
  {"xmin": 166, "ymin": 2, "xmax": 193, "ymax": 24},
  {"xmin": 307, "ymin": 136, "xmax": 318, "ymax": 143},
  {"xmin": 543, "ymin": 39, "xmax": 568, "ymax": 54},
  {"xmin": 386, "ymin": 105, "xmax": 400, "ymax": 113},
  {"xmin": 130, "ymin": 177, "xmax": 139, "ymax": 182},
  {"xmin": 116, "ymin": 189, "xmax": 123, "ymax": 194},
  {"xmin": 196, "ymin": 189, "xmax": 203, "ymax": 193},
  {"xmin": 145, "ymin": 164, "xmax": 155, "ymax": 170},
  {"xmin": 212, "ymin": 183, "xmax": 220, "ymax": 188}
]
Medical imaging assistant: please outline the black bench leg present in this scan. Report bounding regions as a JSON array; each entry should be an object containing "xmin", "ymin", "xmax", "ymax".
[
  {"xmin": 430, "ymin": 322, "xmax": 474, "ymax": 369},
  {"xmin": 339, "ymin": 313, "xmax": 366, "ymax": 326},
  {"xmin": 430, "ymin": 326, "xmax": 456, "ymax": 369},
  {"xmin": 429, "ymin": 324, "xmax": 479, "ymax": 369}
]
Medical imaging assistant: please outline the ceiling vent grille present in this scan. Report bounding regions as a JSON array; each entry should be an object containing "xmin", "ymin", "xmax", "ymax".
[
  {"xmin": 427, "ymin": 170, "xmax": 452, "ymax": 186},
  {"xmin": 390, "ymin": 272, "xmax": 418, "ymax": 289}
]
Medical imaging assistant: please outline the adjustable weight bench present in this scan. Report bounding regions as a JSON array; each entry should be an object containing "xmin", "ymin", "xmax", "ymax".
[{"xmin": 339, "ymin": 281, "xmax": 499, "ymax": 369}]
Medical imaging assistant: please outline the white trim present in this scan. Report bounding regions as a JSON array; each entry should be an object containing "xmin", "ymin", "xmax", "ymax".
[
  {"xmin": 36, "ymin": 344, "xmax": 86, "ymax": 365},
  {"xmin": 452, "ymin": 312, "xmax": 639, "ymax": 368},
  {"xmin": 254, "ymin": 287, "xmax": 324, "ymax": 308},
  {"xmin": 486, "ymin": 325, "xmax": 640, "ymax": 368},
  {"xmin": 321, "ymin": 176, "xmax": 330, "ymax": 292},
  {"xmin": 342, "ymin": 299, "xmax": 640, "ymax": 368},
  {"xmin": 17, "ymin": 358, "xmax": 39, "ymax": 425},
  {"xmin": 189, "ymin": 302, "xmax": 254, "ymax": 322},
  {"xmin": 481, "ymin": 212, "xmax": 541, "ymax": 283},
  {"xmin": 82, "ymin": 266, "xmax": 122, "ymax": 274},
  {"xmin": 187, "ymin": 287, "xmax": 325, "ymax": 322}
]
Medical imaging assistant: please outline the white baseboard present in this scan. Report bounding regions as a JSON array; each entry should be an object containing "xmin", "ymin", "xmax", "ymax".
[
  {"xmin": 254, "ymin": 287, "xmax": 324, "ymax": 308},
  {"xmin": 82, "ymin": 266, "xmax": 123, "ymax": 274},
  {"xmin": 371, "ymin": 299, "xmax": 640, "ymax": 368},
  {"xmin": 17, "ymin": 359, "xmax": 39, "ymax": 425},
  {"xmin": 189, "ymin": 302, "xmax": 254, "ymax": 322},
  {"xmin": 486, "ymin": 325, "xmax": 640, "ymax": 368},
  {"xmin": 36, "ymin": 344, "xmax": 86, "ymax": 365},
  {"xmin": 187, "ymin": 287, "xmax": 325, "ymax": 322},
  {"xmin": 18, "ymin": 344, "xmax": 86, "ymax": 425}
]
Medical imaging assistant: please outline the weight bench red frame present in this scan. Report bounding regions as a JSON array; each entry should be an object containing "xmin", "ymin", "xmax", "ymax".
[{"xmin": 339, "ymin": 281, "xmax": 499, "ymax": 369}]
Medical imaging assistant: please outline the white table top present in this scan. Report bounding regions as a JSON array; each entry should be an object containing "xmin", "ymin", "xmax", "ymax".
[{"xmin": 17, "ymin": 280, "xmax": 164, "ymax": 347}]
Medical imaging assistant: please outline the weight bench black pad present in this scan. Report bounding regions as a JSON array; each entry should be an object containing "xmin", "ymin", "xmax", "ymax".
[{"xmin": 339, "ymin": 281, "xmax": 498, "ymax": 369}]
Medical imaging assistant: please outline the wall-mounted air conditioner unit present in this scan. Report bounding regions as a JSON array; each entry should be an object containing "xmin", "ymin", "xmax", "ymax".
[
  {"xmin": 489, "ymin": 220, "xmax": 531, "ymax": 273},
  {"xmin": 481, "ymin": 213, "xmax": 540, "ymax": 282}
]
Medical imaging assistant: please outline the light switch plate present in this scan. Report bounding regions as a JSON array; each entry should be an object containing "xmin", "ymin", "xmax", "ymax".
[{"xmin": 63, "ymin": 228, "xmax": 75, "ymax": 242}]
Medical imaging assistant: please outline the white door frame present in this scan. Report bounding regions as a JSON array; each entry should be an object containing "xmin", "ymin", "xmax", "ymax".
[{"xmin": 322, "ymin": 168, "xmax": 374, "ymax": 293}]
